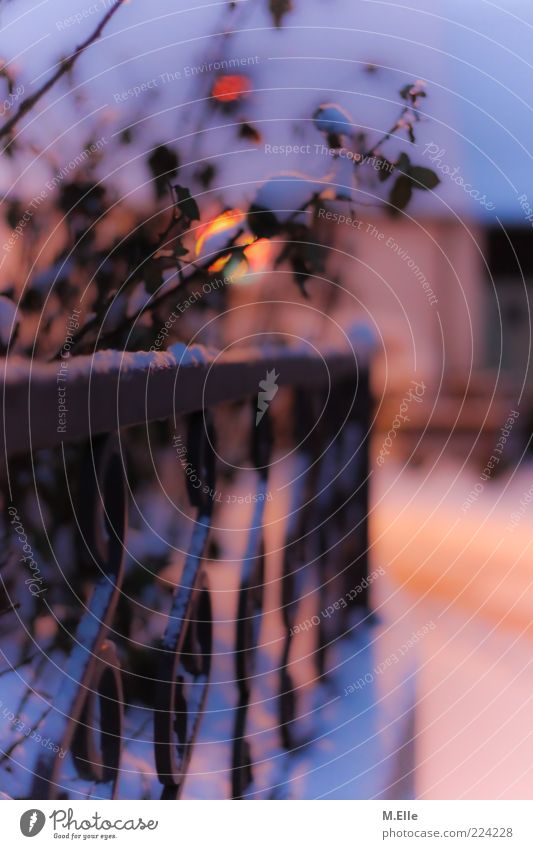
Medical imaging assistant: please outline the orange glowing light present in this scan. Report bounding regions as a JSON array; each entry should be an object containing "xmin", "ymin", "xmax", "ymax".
[
  {"xmin": 196, "ymin": 210, "xmax": 272, "ymax": 281},
  {"xmin": 208, "ymin": 238, "xmax": 272, "ymax": 281},
  {"xmin": 195, "ymin": 209, "xmax": 244, "ymax": 257},
  {"xmin": 243, "ymin": 238, "xmax": 272, "ymax": 272},
  {"xmin": 208, "ymin": 253, "xmax": 232, "ymax": 273},
  {"xmin": 212, "ymin": 75, "xmax": 251, "ymax": 102}
]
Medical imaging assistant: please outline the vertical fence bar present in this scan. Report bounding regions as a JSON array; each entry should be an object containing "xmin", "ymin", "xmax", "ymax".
[{"xmin": 0, "ymin": 337, "xmax": 373, "ymax": 800}]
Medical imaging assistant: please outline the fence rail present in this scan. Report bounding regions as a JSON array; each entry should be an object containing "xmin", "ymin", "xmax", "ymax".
[{"xmin": 0, "ymin": 328, "xmax": 373, "ymax": 800}]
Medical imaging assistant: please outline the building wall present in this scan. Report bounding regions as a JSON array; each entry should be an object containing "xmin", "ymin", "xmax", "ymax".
[{"xmin": 327, "ymin": 214, "xmax": 487, "ymax": 396}]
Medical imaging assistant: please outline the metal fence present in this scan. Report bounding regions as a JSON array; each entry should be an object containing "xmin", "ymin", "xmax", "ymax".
[{"xmin": 0, "ymin": 331, "xmax": 373, "ymax": 800}]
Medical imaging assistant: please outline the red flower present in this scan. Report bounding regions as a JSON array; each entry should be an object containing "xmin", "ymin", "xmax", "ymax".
[{"xmin": 212, "ymin": 75, "xmax": 251, "ymax": 103}]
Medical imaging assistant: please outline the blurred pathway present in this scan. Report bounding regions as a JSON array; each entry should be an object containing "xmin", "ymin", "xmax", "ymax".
[{"xmin": 373, "ymin": 460, "xmax": 533, "ymax": 798}]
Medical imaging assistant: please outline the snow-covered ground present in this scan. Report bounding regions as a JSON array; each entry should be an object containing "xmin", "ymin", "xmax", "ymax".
[
  {"xmin": 181, "ymin": 581, "xmax": 417, "ymax": 800},
  {"xmin": 373, "ymin": 458, "xmax": 533, "ymax": 799}
]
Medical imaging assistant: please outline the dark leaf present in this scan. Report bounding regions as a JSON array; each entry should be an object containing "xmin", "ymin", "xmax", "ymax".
[
  {"xmin": 389, "ymin": 175, "xmax": 412, "ymax": 212},
  {"xmin": 285, "ymin": 238, "xmax": 325, "ymax": 296},
  {"xmin": 395, "ymin": 152, "xmax": 411, "ymax": 174},
  {"xmin": 269, "ymin": 0, "xmax": 293, "ymax": 27},
  {"xmin": 119, "ymin": 127, "xmax": 134, "ymax": 145},
  {"xmin": 239, "ymin": 122, "xmax": 262, "ymax": 143},
  {"xmin": 409, "ymin": 165, "xmax": 440, "ymax": 190},
  {"xmin": 173, "ymin": 185, "xmax": 200, "ymax": 222},
  {"xmin": 327, "ymin": 132, "xmax": 343, "ymax": 150},
  {"xmin": 6, "ymin": 200, "xmax": 22, "ymax": 230},
  {"xmin": 148, "ymin": 144, "xmax": 179, "ymax": 199},
  {"xmin": 248, "ymin": 204, "xmax": 280, "ymax": 239},
  {"xmin": 196, "ymin": 163, "xmax": 216, "ymax": 188}
]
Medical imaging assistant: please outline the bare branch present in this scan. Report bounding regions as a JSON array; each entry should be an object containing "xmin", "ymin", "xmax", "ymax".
[{"xmin": 0, "ymin": 0, "xmax": 126, "ymax": 141}]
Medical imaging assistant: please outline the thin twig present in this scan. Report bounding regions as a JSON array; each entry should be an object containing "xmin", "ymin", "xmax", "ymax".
[
  {"xmin": 0, "ymin": 601, "xmax": 20, "ymax": 617},
  {"xmin": 0, "ymin": 0, "xmax": 126, "ymax": 141},
  {"xmin": 363, "ymin": 102, "xmax": 416, "ymax": 160}
]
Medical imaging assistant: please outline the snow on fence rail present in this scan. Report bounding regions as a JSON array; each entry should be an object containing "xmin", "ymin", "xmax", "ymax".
[{"xmin": 0, "ymin": 330, "xmax": 372, "ymax": 462}]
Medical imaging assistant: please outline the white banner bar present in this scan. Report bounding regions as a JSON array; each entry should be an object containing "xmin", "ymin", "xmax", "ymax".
[{"xmin": 2, "ymin": 800, "xmax": 533, "ymax": 848}]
